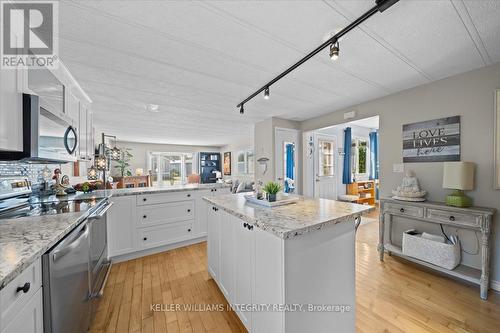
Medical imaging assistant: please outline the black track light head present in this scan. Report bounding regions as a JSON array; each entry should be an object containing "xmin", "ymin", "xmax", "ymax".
[
  {"xmin": 376, "ymin": 0, "xmax": 399, "ymax": 12},
  {"xmin": 330, "ymin": 42, "xmax": 339, "ymax": 61},
  {"xmin": 264, "ymin": 87, "xmax": 270, "ymax": 100},
  {"xmin": 239, "ymin": 105, "xmax": 244, "ymax": 114}
]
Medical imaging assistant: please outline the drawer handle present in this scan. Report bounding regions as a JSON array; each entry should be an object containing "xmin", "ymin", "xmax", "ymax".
[
  {"xmin": 143, "ymin": 215, "xmax": 147, "ymax": 219},
  {"xmin": 143, "ymin": 237, "xmax": 147, "ymax": 241},
  {"xmin": 187, "ymin": 209, "xmax": 191, "ymax": 212},
  {"xmin": 214, "ymin": 189, "xmax": 217, "ymax": 192},
  {"xmin": 187, "ymin": 194, "xmax": 191, "ymax": 197},
  {"xmin": 143, "ymin": 198, "xmax": 147, "ymax": 202},
  {"xmin": 243, "ymin": 222, "xmax": 248, "ymax": 228},
  {"xmin": 248, "ymin": 225, "xmax": 253, "ymax": 231},
  {"xmin": 188, "ymin": 228, "xmax": 191, "ymax": 232},
  {"xmin": 16, "ymin": 282, "xmax": 30, "ymax": 294},
  {"xmin": 211, "ymin": 189, "xmax": 214, "ymax": 192},
  {"xmin": 400, "ymin": 208, "xmax": 405, "ymax": 213},
  {"xmin": 449, "ymin": 216, "xmax": 455, "ymax": 221}
]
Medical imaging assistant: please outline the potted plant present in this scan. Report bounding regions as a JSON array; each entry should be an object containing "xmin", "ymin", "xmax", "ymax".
[
  {"xmin": 262, "ymin": 181, "xmax": 282, "ymax": 202},
  {"xmin": 114, "ymin": 148, "xmax": 133, "ymax": 177}
]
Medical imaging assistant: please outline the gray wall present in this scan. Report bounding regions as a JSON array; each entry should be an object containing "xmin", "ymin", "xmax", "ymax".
[
  {"xmin": 220, "ymin": 137, "xmax": 254, "ymax": 183},
  {"xmin": 254, "ymin": 117, "xmax": 301, "ymax": 188},
  {"xmin": 301, "ymin": 62, "xmax": 500, "ymax": 283}
]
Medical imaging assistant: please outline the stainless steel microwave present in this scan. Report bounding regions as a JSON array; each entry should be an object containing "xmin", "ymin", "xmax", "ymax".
[{"xmin": 0, "ymin": 94, "xmax": 78, "ymax": 163}]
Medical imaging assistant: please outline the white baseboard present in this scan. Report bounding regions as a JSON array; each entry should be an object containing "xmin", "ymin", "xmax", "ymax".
[
  {"xmin": 110, "ymin": 235, "xmax": 207, "ymax": 263},
  {"xmin": 490, "ymin": 279, "xmax": 500, "ymax": 292}
]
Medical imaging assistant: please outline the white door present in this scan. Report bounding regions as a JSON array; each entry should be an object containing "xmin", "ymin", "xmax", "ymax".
[
  {"xmin": 275, "ymin": 128, "xmax": 300, "ymax": 194},
  {"xmin": 314, "ymin": 134, "xmax": 337, "ymax": 199}
]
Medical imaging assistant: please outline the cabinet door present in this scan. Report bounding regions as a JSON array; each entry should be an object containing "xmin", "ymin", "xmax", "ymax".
[
  {"xmin": 234, "ymin": 219, "xmax": 255, "ymax": 331},
  {"xmin": 0, "ymin": 54, "xmax": 23, "ymax": 152},
  {"xmin": 107, "ymin": 196, "xmax": 136, "ymax": 257},
  {"xmin": 207, "ymin": 204, "xmax": 220, "ymax": 280},
  {"xmin": 66, "ymin": 90, "xmax": 79, "ymax": 128},
  {"xmin": 2, "ymin": 288, "xmax": 43, "ymax": 333},
  {"xmin": 219, "ymin": 211, "xmax": 234, "ymax": 301},
  {"xmin": 194, "ymin": 190, "xmax": 211, "ymax": 236}
]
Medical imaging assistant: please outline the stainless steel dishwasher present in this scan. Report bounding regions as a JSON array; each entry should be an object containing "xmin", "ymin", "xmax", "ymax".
[{"xmin": 42, "ymin": 220, "xmax": 91, "ymax": 333}]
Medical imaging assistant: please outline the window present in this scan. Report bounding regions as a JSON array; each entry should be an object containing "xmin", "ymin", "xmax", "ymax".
[
  {"xmin": 318, "ymin": 140, "xmax": 335, "ymax": 177},
  {"xmin": 236, "ymin": 149, "xmax": 254, "ymax": 174},
  {"xmin": 351, "ymin": 138, "xmax": 368, "ymax": 176},
  {"xmin": 148, "ymin": 152, "xmax": 194, "ymax": 186}
]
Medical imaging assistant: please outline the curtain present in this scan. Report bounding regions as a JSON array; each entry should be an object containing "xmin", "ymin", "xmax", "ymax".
[
  {"xmin": 284, "ymin": 143, "xmax": 295, "ymax": 193},
  {"xmin": 342, "ymin": 127, "xmax": 352, "ymax": 184},
  {"xmin": 369, "ymin": 131, "xmax": 379, "ymax": 180}
]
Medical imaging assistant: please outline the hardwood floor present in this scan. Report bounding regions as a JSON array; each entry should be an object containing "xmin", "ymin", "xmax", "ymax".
[{"xmin": 90, "ymin": 220, "xmax": 500, "ymax": 333}]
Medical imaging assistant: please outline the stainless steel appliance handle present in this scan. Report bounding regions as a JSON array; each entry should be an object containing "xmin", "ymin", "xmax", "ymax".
[
  {"xmin": 88, "ymin": 202, "xmax": 113, "ymax": 220},
  {"xmin": 90, "ymin": 262, "xmax": 112, "ymax": 299},
  {"xmin": 52, "ymin": 223, "xmax": 89, "ymax": 262}
]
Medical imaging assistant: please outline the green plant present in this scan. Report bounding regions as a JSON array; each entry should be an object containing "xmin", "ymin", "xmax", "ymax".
[
  {"xmin": 262, "ymin": 181, "xmax": 282, "ymax": 195},
  {"xmin": 114, "ymin": 148, "xmax": 133, "ymax": 177}
]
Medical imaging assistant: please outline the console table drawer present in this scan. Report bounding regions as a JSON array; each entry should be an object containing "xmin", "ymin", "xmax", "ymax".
[
  {"xmin": 426, "ymin": 209, "xmax": 481, "ymax": 227},
  {"xmin": 385, "ymin": 203, "xmax": 423, "ymax": 218}
]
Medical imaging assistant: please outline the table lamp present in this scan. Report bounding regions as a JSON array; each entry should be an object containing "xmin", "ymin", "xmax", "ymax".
[{"xmin": 443, "ymin": 162, "xmax": 475, "ymax": 207}]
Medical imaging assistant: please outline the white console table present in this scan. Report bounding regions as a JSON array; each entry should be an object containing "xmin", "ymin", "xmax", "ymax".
[{"xmin": 378, "ymin": 198, "xmax": 495, "ymax": 300}]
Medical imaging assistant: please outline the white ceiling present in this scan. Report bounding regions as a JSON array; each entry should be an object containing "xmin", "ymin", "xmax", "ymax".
[{"xmin": 58, "ymin": 0, "xmax": 500, "ymax": 146}]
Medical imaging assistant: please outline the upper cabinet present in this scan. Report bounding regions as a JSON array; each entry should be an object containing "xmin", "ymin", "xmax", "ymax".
[{"xmin": 0, "ymin": 65, "xmax": 24, "ymax": 152}]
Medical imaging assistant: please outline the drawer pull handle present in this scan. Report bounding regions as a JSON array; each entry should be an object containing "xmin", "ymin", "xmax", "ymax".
[
  {"xmin": 143, "ymin": 237, "xmax": 147, "ymax": 241},
  {"xmin": 248, "ymin": 225, "xmax": 253, "ymax": 231},
  {"xmin": 143, "ymin": 198, "xmax": 147, "ymax": 202},
  {"xmin": 143, "ymin": 215, "xmax": 147, "ymax": 219},
  {"xmin": 243, "ymin": 223, "xmax": 248, "ymax": 228},
  {"xmin": 187, "ymin": 194, "xmax": 191, "ymax": 197},
  {"xmin": 188, "ymin": 228, "xmax": 191, "ymax": 232},
  {"xmin": 214, "ymin": 189, "xmax": 217, "ymax": 192},
  {"xmin": 449, "ymin": 216, "xmax": 455, "ymax": 221},
  {"xmin": 400, "ymin": 208, "xmax": 405, "ymax": 213},
  {"xmin": 16, "ymin": 282, "xmax": 30, "ymax": 294},
  {"xmin": 187, "ymin": 209, "xmax": 191, "ymax": 212}
]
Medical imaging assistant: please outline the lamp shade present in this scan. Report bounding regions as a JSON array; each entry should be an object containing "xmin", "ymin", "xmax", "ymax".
[{"xmin": 443, "ymin": 162, "xmax": 475, "ymax": 190}]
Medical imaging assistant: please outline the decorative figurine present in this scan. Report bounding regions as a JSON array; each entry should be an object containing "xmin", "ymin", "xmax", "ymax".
[
  {"xmin": 392, "ymin": 170, "xmax": 427, "ymax": 202},
  {"xmin": 52, "ymin": 168, "xmax": 67, "ymax": 196}
]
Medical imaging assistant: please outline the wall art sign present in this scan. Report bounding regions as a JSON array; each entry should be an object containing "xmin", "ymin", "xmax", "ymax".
[
  {"xmin": 223, "ymin": 152, "xmax": 231, "ymax": 175},
  {"xmin": 402, "ymin": 116, "xmax": 460, "ymax": 163}
]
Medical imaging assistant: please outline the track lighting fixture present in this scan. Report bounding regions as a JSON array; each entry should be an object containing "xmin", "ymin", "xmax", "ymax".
[
  {"xmin": 330, "ymin": 42, "xmax": 339, "ymax": 61},
  {"xmin": 235, "ymin": 0, "xmax": 400, "ymax": 114}
]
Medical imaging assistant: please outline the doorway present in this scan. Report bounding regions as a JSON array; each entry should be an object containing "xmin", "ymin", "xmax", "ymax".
[
  {"xmin": 275, "ymin": 128, "xmax": 300, "ymax": 194},
  {"xmin": 304, "ymin": 116, "xmax": 379, "ymax": 212}
]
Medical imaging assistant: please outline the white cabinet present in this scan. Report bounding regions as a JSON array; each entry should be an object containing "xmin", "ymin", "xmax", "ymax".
[
  {"xmin": 234, "ymin": 217, "xmax": 255, "ymax": 331},
  {"xmin": 66, "ymin": 90, "xmax": 80, "ymax": 128},
  {"xmin": 78, "ymin": 103, "xmax": 87, "ymax": 160},
  {"xmin": 219, "ymin": 211, "xmax": 234, "ymax": 300},
  {"xmin": 107, "ymin": 196, "xmax": 136, "ymax": 257},
  {"xmin": 1, "ymin": 289, "xmax": 43, "ymax": 333},
  {"xmin": 207, "ymin": 203, "xmax": 221, "ymax": 280},
  {"xmin": 0, "ymin": 259, "xmax": 43, "ymax": 333},
  {"xmin": 0, "ymin": 62, "xmax": 24, "ymax": 152}
]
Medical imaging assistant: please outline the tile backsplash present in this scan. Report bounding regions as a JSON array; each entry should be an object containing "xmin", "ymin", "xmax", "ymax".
[{"xmin": 0, "ymin": 162, "xmax": 60, "ymax": 187}]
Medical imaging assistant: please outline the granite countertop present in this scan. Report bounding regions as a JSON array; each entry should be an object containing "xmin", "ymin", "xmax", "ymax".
[
  {"xmin": 0, "ymin": 204, "xmax": 103, "ymax": 289},
  {"xmin": 77, "ymin": 183, "xmax": 228, "ymax": 198},
  {"xmin": 203, "ymin": 194, "xmax": 374, "ymax": 239},
  {"xmin": 0, "ymin": 183, "xmax": 227, "ymax": 289}
]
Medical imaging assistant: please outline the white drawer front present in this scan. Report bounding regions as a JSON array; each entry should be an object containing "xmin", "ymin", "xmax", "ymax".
[
  {"xmin": 2, "ymin": 288, "xmax": 43, "ymax": 333},
  {"xmin": 137, "ymin": 221, "xmax": 194, "ymax": 250},
  {"xmin": 426, "ymin": 209, "xmax": 481, "ymax": 227},
  {"xmin": 136, "ymin": 191, "xmax": 194, "ymax": 206},
  {"xmin": 0, "ymin": 259, "xmax": 42, "ymax": 331},
  {"xmin": 137, "ymin": 201, "xmax": 194, "ymax": 227},
  {"xmin": 385, "ymin": 203, "xmax": 424, "ymax": 218}
]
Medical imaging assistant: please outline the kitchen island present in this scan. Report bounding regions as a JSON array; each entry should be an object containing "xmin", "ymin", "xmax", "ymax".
[{"xmin": 203, "ymin": 194, "xmax": 372, "ymax": 333}]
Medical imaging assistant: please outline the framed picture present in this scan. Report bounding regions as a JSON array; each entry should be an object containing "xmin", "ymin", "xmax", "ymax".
[
  {"xmin": 495, "ymin": 90, "xmax": 500, "ymax": 189},
  {"xmin": 223, "ymin": 152, "xmax": 231, "ymax": 175},
  {"xmin": 402, "ymin": 116, "xmax": 460, "ymax": 163}
]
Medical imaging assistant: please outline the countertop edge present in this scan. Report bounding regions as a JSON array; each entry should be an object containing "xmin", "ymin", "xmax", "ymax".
[{"xmin": 203, "ymin": 196, "xmax": 373, "ymax": 239}]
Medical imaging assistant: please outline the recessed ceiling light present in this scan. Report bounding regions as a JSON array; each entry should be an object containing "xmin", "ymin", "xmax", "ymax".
[{"xmin": 146, "ymin": 104, "xmax": 159, "ymax": 112}]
